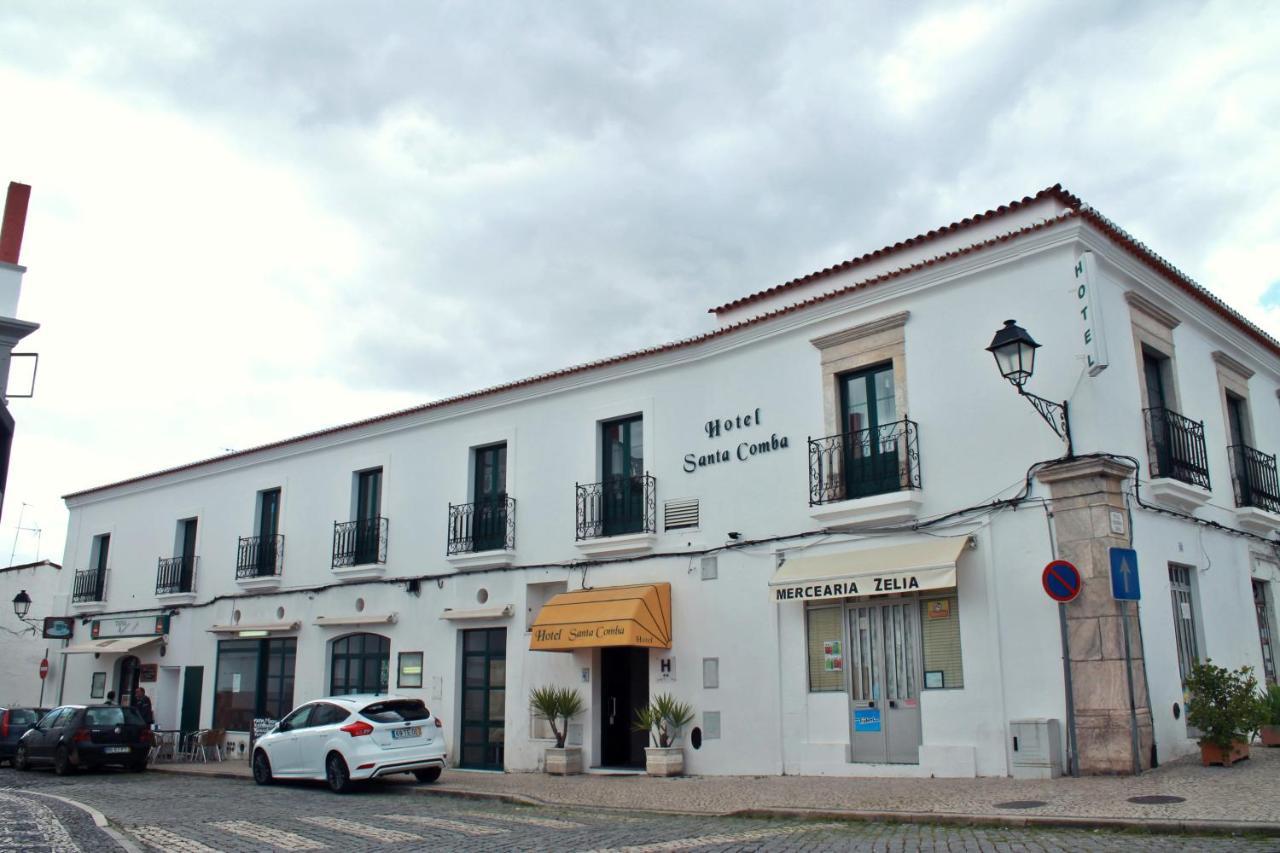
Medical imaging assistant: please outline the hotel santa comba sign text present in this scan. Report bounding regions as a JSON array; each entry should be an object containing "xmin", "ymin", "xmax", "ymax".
[{"xmin": 683, "ymin": 407, "xmax": 791, "ymax": 473}]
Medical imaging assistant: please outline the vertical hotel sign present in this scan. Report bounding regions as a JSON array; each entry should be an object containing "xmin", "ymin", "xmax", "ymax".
[{"xmin": 1075, "ymin": 251, "xmax": 1108, "ymax": 376}]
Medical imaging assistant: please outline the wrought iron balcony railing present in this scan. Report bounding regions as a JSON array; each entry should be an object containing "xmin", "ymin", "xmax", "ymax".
[
  {"xmin": 576, "ymin": 474, "xmax": 656, "ymax": 540},
  {"xmin": 1145, "ymin": 407, "xmax": 1210, "ymax": 490},
  {"xmin": 808, "ymin": 418, "xmax": 921, "ymax": 506},
  {"xmin": 333, "ymin": 517, "xmax": 388, "ymax": 568},
  {"xmin": 1229, "ymin": 444, "xmax": 1280, "ymax": 514},
  {"xmin": 448, "ymin": 495, "xmax": 516, "ymax": 554},
  {"xmin": 72, "ymin": 568, "xmax": 107, "ymax": 603},
  {"xmin": 155, "ymin": 555, "xmax": 198, "ymax": 595},
  {"xmin": 236, "ymin": 534, "xmax": 285, "ymax": 579}
]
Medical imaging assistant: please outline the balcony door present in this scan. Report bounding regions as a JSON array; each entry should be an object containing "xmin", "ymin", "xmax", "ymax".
[
  {"xmin": 840, "ymin": 365, "xmax": 899, "ymax": 499},
  {"xmin": 601, "ymin": 416, "xmax": 643, "ymax": 535},
  {"xmin": 473, "ymin": 444, "xmax": 507, "ymax": 552},
  {"xmin": 256, "ymin": 489, "xmax": 281, "ymax": 575},
  {"xmin": 178, "ymin": 518, "xmax": 197, "ymax": 592},
  {"xmin": 355, "ymin": 468, "xmax": 382, "ymax": 565}
]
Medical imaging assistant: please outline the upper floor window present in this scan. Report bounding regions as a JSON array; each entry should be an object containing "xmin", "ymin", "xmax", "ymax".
[
  {"xmin": 602, "ymin": 416, "xmax": 643, "ymax": 481},
  {"xmin": 1142, "ymin": 348, "xmax": 1173, "ymax": 412},
  {"xmin": 258, "ymin": 488, "xmax": 281, "ymax": 538},
  {"xmin": 355, "ymin": 468, "xmax": 382, "ymax": 523}
]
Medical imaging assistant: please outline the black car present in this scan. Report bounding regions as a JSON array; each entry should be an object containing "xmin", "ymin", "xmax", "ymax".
[
  {"xmin": 14, "ymin": 705, "xmax": 152, "ymax": 774},
  {"xmin": 0, "ymin": 706, "xmax": 48, "ymax": 765}
]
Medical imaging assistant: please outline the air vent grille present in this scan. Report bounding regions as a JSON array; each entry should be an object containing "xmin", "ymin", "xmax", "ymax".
[{"xmin": 664, "ymin": 497, "xmax": 699, "ymax": 530}]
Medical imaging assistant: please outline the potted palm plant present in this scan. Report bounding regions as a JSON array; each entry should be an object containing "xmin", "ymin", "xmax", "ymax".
[
  {"xmin": 1184, "ymin": 661, "xmax": 1265, "ymax": 766},
  {"xmin": 529, "ymin": 686, "xmax": 585, "ymax": 775},
  {"xmin": 1260, "ymin": 683, "xmax": 1280, "ymax": 747},
  {"xmin": 632, "ymin": 692, "xmax": 695, "ymax": 776}
]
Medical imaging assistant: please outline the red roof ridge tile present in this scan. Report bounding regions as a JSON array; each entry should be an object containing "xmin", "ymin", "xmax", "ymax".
[{"xmin": 708, "ymin": 184, "xmax": 1082, "ymax": 315}]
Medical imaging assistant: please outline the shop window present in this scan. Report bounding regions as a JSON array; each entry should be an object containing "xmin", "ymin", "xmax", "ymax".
[
  {"xmin": 397, "ymin": 651, "xmax": 424, "ymax": 689},
  {"xmin": 806, "ymin": 606, "xmax": 844, "ymax": 692},
  {"xmin": 330, "ymin": 633, "xmax": 390, "ymax": 695},
  {"xmin": 920, "ymin": 595, "xmax": 964, "ymax": 689},
  {"xmin": 213, "ymin": 638, "xmax": 296, "ymax": 732}
]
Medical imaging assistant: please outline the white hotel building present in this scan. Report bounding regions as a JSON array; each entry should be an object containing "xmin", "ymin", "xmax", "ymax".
[{"xmin": 52, "ymin": 185, "xmax": 1280, "ymax": 777}]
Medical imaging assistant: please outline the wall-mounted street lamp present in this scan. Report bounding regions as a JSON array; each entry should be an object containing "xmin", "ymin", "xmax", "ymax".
[
  {"xmin": 11, "ymin": 589, "xmax": 38, "ymax": 634},
  {"xmin": 986, "ymin": 319, "xmax": 1073, "ymax": 457}
]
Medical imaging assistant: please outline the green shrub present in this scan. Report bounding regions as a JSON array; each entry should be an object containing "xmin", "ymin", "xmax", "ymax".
[
  {"xmin": 529, "ymin": 686, "xmax": 585, "ymax": 749},
  {"xmin": 632, "ymin": 692, "xmax": 695, "ymax": 748},
  {"xmin": 1260, "ymin": 683, "xmax": 1280, "ymax": 728},
  {"xmin": 1184, "ymin": 661, "xmax": 1265, "ymax": 751}
]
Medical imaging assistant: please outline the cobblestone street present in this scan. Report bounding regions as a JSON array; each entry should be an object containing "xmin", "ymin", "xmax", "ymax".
[{"xmin": 2, "ymin": 767, "xmax": 1276, "ymax": 852}]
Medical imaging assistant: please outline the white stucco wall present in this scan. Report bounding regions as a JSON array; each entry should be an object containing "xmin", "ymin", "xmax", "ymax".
[{"xmin": 0, "ymin": 563, "xmax": 63, "ymax": 708}]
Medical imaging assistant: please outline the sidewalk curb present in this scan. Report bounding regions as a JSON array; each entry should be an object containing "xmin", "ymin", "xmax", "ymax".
[
  {"xmin": 19, "ymin": 789, "xmax": 145, "ymax": 853},
  {"xmin": 412, "ymin": 785, "xmax": 1280, "ymax": 837},
  {"xmin": 150, "ymin": 764, "xmax": 252, "ymax": 782},
  {"xmin": 150, "ymin": 766, "xmax": 1280, "ymax": 838}
]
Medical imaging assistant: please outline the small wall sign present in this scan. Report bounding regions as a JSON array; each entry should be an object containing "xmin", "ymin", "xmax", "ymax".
[
  {"xmin": 683, "ymin": 407, "xmax": 792, "ymax": 473},
  {"xmin": 854, "ymin": 708, "xmax": 882, "ymax": 732},
  {"xmin": 925, "ymin": 670, "xmax": 944, "ymax": 689},
  {"xmin": 658, "ymin": 656, "xmax": 676, "ymax": 682},
  {"xmin": 139, "ymin": 664, "xmax": 158, "ymax": 683},
  {"xmin": 42, "ymin": 616, "xmax": 74, "ymax": 640},
  {"xmin": 92, "ymin": 615, "xmax": 169, "ymax": 639},
  {"xmin": 926, "ymin": 600, "xmax": 951, "ymax": 620}
]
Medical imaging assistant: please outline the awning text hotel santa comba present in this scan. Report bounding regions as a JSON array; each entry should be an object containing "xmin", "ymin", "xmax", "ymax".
[{"xmin": 51, "ymin": 185, "xmax": 1280, "ymax": 778}]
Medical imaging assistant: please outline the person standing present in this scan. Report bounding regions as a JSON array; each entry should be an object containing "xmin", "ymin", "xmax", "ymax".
[
  {"xmin": 134, "ymin": 687, "xmax": 155, "ymax": 728},
  {"xmin": 105, "ymin": 691, "xmax": 116, "ymax": 704}
]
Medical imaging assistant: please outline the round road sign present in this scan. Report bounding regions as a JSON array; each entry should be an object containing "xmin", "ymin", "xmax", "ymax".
[
  {"xmin": 1042, "ymin": 560, "xmax": 1082, "ymax": 603},
  {"xmin": 38, "ymin": 658, "xmax": 49, "ymax": 680}
]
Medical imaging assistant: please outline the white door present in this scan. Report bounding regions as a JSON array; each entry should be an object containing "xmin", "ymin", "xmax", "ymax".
[{"xmin": 847, "ymin": 600, "xmax": 923, "ymax": 764}]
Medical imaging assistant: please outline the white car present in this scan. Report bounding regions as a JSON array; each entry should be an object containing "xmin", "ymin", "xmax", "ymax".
[{"xmin": 252, "ymin": 694, "xmax": 446, "ymax": 793}]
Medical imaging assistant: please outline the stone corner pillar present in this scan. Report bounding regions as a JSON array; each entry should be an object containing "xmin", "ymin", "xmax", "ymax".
[{"xmin": 1037, "ymin": 457, "xmax": 1154, "ymax": 775}]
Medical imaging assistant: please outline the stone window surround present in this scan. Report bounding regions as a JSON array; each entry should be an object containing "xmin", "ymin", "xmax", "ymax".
[
  {"xmin": 1211, "ymin": 350, "xmax": 1255, "ymax": 447},
  {"xmin": 810, "ymin": 311, "xmax": 909, "ymax": 439},
  {"xmin": 1125, "ymin": 291, "xmax": 1182, "ymax": 413}
]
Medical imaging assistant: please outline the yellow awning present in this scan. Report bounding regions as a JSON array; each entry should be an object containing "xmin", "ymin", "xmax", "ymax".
[
  {"xmin": 770, "ymin": 537, "xmax": 970, "ymax": 603},
  {"xmin": 530, "ymin": 583, "xmax": 671, "ymax": 651}
]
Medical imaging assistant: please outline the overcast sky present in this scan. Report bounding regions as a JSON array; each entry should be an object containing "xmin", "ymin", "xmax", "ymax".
[{"xmin": 0, "ymin": 1, "xmax": 1276, "ymax": 568}]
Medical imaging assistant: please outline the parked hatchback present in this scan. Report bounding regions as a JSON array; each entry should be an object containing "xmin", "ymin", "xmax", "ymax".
[
  {"xmin": 0, "ymin": 707, "xmax": 48, "ymax": 765},
  {"xmin": 252, "ymin": 695, "xmax": 446, "ymax": 793},
  {"xmin": 15, "ymin": 705, "xmax": 152, "ymax": 774}
]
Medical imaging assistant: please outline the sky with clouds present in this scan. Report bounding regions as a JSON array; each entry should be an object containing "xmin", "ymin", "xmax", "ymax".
[{"xmin": 0, "ymin": 1, "xmax": 1276, "ymax": 567}]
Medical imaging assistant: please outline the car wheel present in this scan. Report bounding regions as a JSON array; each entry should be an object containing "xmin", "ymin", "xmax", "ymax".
[
  {"xmin": 413, "ymin": 767, "xmax": 442, "ymax": 783},
  {"xmin": 325, "ymin": 752, "xmax": 353, "ymax": 794},
  {"xmin": 13, "ymin": 745, "xmax": 29, "ymax": 771},
  {"xmin": 53, "ymin": 746, "xmax": 73, "ymax": 776},
  {"xmin": 252, "ymin": 750, "xmax": 273, "ymax": 785}
]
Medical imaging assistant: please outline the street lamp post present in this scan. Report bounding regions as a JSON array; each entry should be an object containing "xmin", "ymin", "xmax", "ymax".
[{"xmin": 986, "ymin": 319, "xmax": 1073, "ymax": 457}]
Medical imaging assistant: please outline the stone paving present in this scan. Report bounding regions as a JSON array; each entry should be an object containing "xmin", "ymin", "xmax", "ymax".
[
  {"xmin": 2, "ymin": 766, "xmax": 1277, "ymax": 852},
  {"xmin": 152, "ymin": 744, "xmax": 1280, "ymax": 831}
]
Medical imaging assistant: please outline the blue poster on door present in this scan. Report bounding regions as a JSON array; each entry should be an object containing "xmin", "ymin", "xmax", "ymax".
[{"xmin": 854, "ymin": 708, "xmax": 882, "ymax": 732}]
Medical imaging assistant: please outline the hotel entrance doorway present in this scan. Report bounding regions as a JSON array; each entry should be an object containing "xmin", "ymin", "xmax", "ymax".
[{"xmin": 600, "ymin": 647, "xmax": 648, "ymax": 768}]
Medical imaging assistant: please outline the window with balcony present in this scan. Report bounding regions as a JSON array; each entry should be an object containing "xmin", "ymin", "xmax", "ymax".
[
  {"xmin": 238, "ymin": 488, "xmax": 284, "ymax": 579},
  {"xmin": 73, "ymin": 533, "xmax": 109, "ymax": 603},
  {"xmin": 577, "ymin": 415, "xmax": 654, "ymax": 539},
  {"xmin": 449, "ymin": 443, "xmax": 515, "ymax": 554},
  {"xmin": 1141, "ymin": 348, "xmax": 1209, "ymax": 489},
  {"xmin": 334, "ymin": 468, "xmax": 387, "ymax": 567},
  {"xmin": 157, "ymin": 517, "xmax": 198, "ymax": 595}
]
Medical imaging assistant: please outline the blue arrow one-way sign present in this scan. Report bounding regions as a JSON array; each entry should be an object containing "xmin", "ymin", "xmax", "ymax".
[{"xmin": 1109, "ymin": 547, "xmax": 1140, "ymax": 601}]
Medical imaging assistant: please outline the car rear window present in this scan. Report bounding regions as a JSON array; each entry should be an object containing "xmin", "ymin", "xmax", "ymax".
[
  {"xmin": 9, "ymin": 709, "xmax": 40, "ymax": 726},
  {"xmin": 84, "ymin": 707, "xmax": 145, "ymax": 727},
  {"xmin": 360, "ymin": 699, "xmax": 430, "ymax": 723}
]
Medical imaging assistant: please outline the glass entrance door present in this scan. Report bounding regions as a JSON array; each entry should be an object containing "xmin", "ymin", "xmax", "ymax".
[
  {"xmin": 847, "ymin": 600, "xmax": 923, "ymax": 764},
  {"xmin": 460, "ymin": 628, "xmax": 506, "ymax": 770},
  {"xmin": 1254, "ymin": 579, "xmax": 1277, "ymax": 685},
  {"xmin": 840, "ymin": 365, "xmax": 899, "ymax": 499}
]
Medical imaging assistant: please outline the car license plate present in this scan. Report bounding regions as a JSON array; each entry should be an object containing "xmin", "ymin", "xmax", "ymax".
[
  {"xmin": 391, "ymin": 726, "xmax": 422, "ymax": 740},
  {"xmin": 104, "ymin": 746, "xmax": 130, "ymax": 754}
]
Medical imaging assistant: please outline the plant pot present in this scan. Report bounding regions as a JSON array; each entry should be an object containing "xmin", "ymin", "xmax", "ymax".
[
  {"xmin": 544, "ymin": 746, "xmax": 583, "ymax": 775},
  {"xmin": 644, "ymin": 746, "xmax": 684, "ymax": 777},
  {"xmin": 1260, "ymin": 725, "xmax": 1280, "ymax": 747},
  {"xmin": 1199, "ymin": 740, "xmax": 1251, "ymax": 767}
]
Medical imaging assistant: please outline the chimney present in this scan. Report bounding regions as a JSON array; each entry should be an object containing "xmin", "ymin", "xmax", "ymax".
[{"xmin": 0, "ymin": 182, "xmax": 32, "ymax": 266}]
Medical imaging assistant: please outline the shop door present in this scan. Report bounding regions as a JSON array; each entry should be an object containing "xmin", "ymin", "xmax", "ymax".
[
  {"xmin": 118, "ymin": 655, "xmax": 141, "ymax": 706},
  {"xmin": 1254, "ymin": 580, "xmax": 1277, "ymax": 685},
  {"xmin": 460, "ymin": 628, "xmax": 506, "ymax": 770},
  {"xmin": 847, "ymin": 601, "xmax": 923, "ymax": 764},
  {"xmin": 601, "ymin": 647, "xmax": 648, "ymax": 767},
  {"xmin": 180, "ymin": 667, "xmax": 204, "ymax": 734}
]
